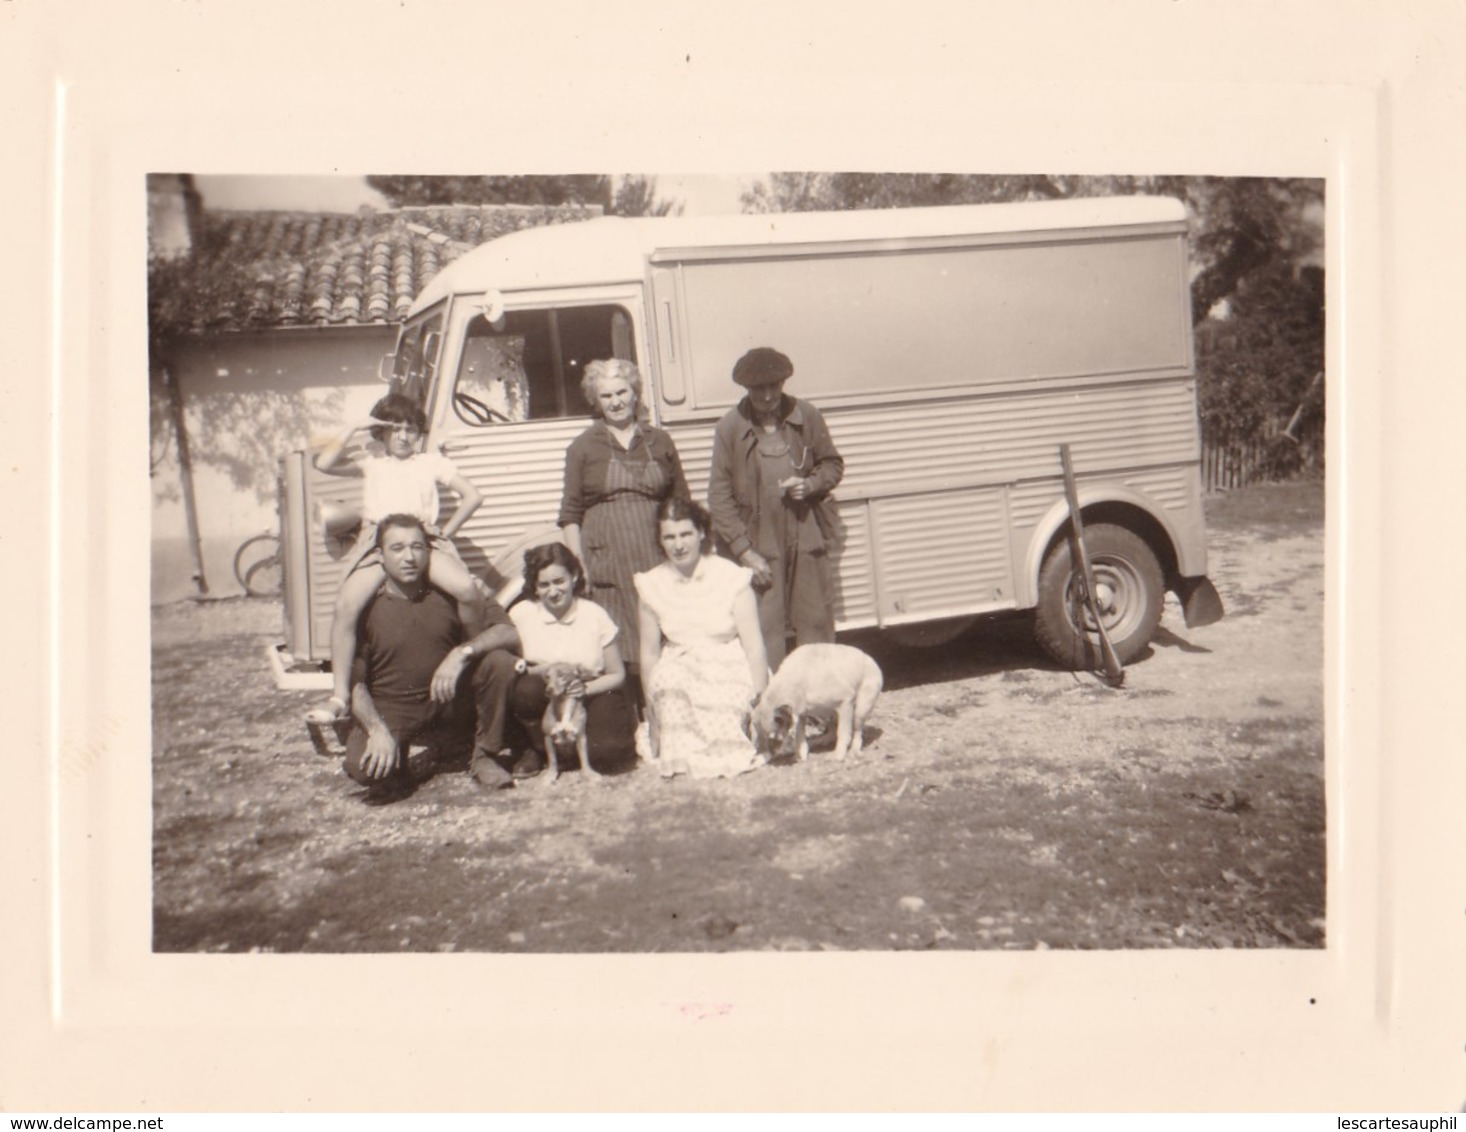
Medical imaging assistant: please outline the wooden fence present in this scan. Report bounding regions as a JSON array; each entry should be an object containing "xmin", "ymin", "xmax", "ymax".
[{"xmin": 1200, "ymin": 415, "xmax": 1324, "ymax": 492}]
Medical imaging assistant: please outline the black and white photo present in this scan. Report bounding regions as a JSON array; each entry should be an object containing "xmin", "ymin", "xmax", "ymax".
[{"xmin": 148, "ymin": 172, "xmax": 1326, "ymax": 954}]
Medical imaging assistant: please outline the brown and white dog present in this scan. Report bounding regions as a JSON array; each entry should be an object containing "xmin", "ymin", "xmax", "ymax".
[
  {"xmin": 752, "ymin": 643, "xmax": 883, "ymax": 763},
  {"xmin": 541, "ymin": 662, "xmax": 597, "ymax": 783}
]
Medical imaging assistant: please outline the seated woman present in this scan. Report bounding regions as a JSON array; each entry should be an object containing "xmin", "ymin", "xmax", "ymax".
[
  {"xmin": 634, "ymin": 497, "xmax": 769, "ymax": 779},
  {"xmin": 507, "ymin": 543, "xmax": 637, "ymax": 778}
]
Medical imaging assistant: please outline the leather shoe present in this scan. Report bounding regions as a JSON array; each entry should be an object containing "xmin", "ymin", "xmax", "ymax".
[
  {"xmin": 469, "ymin": 749, "xmax": 514, "ymax": 790},
  {"xmin": 511, "ymin": 748, "xmax": 546, "ymax": 780},
  {"xmin": 363, "ymin": 775, "xmax": 417, "ymax": 806}
]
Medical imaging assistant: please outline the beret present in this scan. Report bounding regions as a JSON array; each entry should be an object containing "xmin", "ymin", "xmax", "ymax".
[{"xmin": 732, "ymin": 347, "xmax": 794, "ymax": 387}]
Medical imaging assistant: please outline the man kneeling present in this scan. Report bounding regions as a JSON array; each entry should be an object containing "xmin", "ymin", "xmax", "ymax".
[{"xmin": 344, "ymin": 513, "xmax": 521, "ymax": 803}]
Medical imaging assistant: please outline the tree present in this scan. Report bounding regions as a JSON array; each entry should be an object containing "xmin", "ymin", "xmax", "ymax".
[
  {"xmin": 366, "ymin": 174, "xmax": 613, "ymax": 208},
  {"xmin": 365, "ymin": 173, "xmax": 682, "ymax": 217},
  {"xmin": 740, "ymin": 172, "xmax": 831, "ymax": 214},
  {"xmin": 610, "ymin": 174, "xmax": 683, "ymax": 217},
  {"xmin": 1195, "ymin": 260, "xmax": 1324, "ymax": 471}
]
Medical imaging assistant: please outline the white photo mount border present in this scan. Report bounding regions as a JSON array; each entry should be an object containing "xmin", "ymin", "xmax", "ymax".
[{"xmin": 21, "ymin": 9, "xmax": 1430, "ymax": 1109}]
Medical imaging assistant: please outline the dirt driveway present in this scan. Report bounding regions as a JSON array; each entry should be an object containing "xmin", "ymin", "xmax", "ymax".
[{"xmin": 152, "ymin": 480, "xmax": 1324, "ymax": 952}]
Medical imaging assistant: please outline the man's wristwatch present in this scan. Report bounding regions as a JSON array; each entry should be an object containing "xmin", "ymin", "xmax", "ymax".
[{"xmin": 458, "ymin": 643, "xmax": 475, "ymax": 661}]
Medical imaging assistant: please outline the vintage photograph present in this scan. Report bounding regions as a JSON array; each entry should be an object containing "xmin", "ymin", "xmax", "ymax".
[{"xmin": 148, "ymin": 172, "xmax": 1325, "ymax": 954}]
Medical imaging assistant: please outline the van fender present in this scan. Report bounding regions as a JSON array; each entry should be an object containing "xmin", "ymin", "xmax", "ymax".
[
  {"xmin": 1020, "ymin": 484, "xmax": 1184, "ymax": 607},
  {"xmin": 483, "ymin": 525, "xmax": 567, "ymax": 609}
]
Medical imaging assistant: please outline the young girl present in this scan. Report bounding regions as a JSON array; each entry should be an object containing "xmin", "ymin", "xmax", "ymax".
[{"xmin": 306, "ymin": 394, "xmax": 485, "ymax": 724}]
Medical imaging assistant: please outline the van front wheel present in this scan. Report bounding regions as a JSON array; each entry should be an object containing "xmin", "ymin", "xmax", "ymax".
[{"xmin": 1033, "ymin": 523, "xmax": 1163, "ymax": 670}]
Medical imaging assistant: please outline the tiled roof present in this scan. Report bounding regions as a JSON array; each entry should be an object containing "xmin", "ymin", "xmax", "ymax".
[{"xmin": 176, "ymin": 203, "xmax": 602, "ymax": 332}]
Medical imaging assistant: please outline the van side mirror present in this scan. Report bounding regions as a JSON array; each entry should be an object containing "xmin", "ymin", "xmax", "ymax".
[{"xmin": 377, "ymin": 354, "xmax": 396, "ymax": 383}]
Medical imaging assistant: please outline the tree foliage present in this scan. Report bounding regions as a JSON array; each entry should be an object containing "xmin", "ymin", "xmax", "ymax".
[
  {"xmin": 741, "ymin": 172, "xmax": 1325, "ymax": 469},
  {"xmin": 148, "ymin": 240, "xmax": 275, "ymax": 358},
  {"xmin": 1196, "ymin": 263, "xmax": 1323, "ymax": 438},
  {"xmin": 365, "ymin": 173, "xmax": 683, "ymax": 217},
  {"xmin": 366, "ymin": 174, "xmax": 612, "ymax": 209},
  {"xmin": 611, "ymin": 174, "xmax": 683, "ymax": 217}
]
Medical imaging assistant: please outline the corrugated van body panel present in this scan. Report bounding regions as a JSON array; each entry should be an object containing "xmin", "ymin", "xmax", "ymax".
[
  {"xmin": 1008, "ymin": 460, "xmax": 1202, "ymax": 533},
  {"xmin": 828, "ymin": 500, "xmax": 878, "ymax": 627},
  {"xmin": 441, "ymin": 419, "xmax": 588, "ymax": 560},
  {"xmin": 669, "ymin": 424, "xmax": 714, "ymax": 498},
  {"xmin": 1006, "ymin": 466, "xmax": 1195, "ymax": 532},
  {"xmin": 278, "ymin": 452, "xmax": 313, "ymax": 657},
  {"xmin": 304, "ymin": 469, "xmax": 362, "ymax": 660},
  {"xmin": 297, "ymin": 383, "xmax": 1202, "ymax": 654},
  {"xmin": 872, "ymin": 487, "xmax": 1014, "ymax": 621},
  {"xmin": 298, "ymin": 408, "xmax": 1202, "ymax": 656},
  {"xmin": 666, "ymin": 376, "xmax": 1198, "ymax": 627},
  {"xmin": 815, "ymin": 377, "xmax": 1199, "ymax": 499}
]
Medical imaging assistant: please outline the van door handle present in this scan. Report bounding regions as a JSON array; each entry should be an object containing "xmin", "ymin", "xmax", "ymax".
[{"xmin": 660, "ymin": 300, "xmax": 677, "ymax": 363}]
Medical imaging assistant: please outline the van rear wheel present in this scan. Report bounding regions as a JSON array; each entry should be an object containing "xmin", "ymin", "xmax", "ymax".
[{"xmin": 1033, "ymin": 523, "xmax": 1163, "ymax": 670}]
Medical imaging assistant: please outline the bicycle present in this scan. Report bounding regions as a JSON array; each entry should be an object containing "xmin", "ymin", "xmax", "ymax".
[{"xmin": 233, "ymin": 531, "xmax": 283, "ymax": 597}]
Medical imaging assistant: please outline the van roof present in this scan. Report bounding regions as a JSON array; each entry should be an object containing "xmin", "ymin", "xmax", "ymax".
[{"xmin": 410, "ymin": 195, "xmax": 1187, "ymax": 316}]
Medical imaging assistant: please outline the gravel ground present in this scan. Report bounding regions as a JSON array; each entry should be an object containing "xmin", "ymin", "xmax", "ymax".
[{"xmin": 152, "ymin": 479, "xmax": 1324, "ymax": 952}]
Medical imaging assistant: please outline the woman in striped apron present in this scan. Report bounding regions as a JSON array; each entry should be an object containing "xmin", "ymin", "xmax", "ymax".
[{"xmin": 559, "ymin": 359, "xmax": 690, "ymax": 708}]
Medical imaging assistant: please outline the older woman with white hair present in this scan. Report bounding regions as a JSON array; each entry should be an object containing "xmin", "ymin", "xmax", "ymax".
[{"xmin": 559, "ymin": 358, "xmax": 689, "ymax": 706}]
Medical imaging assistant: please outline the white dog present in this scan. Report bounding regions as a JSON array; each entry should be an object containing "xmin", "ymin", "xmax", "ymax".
[{"xmin": 752, "ymin": 643, "xmax": 883, "ymax": 762}]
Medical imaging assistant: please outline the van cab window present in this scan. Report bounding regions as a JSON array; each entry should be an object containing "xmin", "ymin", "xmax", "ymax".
[
  {"xmin": 451, "ymin": 305, "xmax": 635, "ymax": 426},
  {"xmin": 388, "ymin": 311, "xmax": 443, "ymax": 415}
]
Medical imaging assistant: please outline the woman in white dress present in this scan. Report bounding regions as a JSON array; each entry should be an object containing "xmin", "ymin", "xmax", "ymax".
[{"xmin": 634, "ymin": 498, "xmax": 769, "ymax": 779}]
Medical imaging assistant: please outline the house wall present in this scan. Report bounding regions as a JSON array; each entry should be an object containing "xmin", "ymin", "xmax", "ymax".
[{"xmin": 152, "ymin": 326, "xmax": 395, "ymax": 603}]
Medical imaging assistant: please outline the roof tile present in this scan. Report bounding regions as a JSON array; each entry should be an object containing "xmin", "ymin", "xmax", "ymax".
[{"xmin": 169, "ymin": 202, "xmax": 602, "ymax": 332}]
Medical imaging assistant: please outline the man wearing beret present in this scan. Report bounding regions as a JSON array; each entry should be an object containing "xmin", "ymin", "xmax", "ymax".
[{"xmin": 707, "ymin": 346, "xmax": 845, "ymax": 670}]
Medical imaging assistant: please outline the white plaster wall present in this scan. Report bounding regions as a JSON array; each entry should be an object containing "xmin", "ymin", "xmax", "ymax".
[{"xmin": 152, "ymin": 327, "xmax": 395, "ymax": 602}]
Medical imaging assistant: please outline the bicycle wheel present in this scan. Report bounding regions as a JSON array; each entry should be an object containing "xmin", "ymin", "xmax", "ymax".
[
  {"xmin": 234, "ymin": 533, "xmax": 282, "ymax": 596},
  {"xmin": 243, "ymin": 553, "xmax": 283, "ymax": 597}
]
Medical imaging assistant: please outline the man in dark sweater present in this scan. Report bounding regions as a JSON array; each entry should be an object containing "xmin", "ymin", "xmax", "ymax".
[{"xmin": 343, "ymin": 513, "xmax": 520, "ymax": 803}]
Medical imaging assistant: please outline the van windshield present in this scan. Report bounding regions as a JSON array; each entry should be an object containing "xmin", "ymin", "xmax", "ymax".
[
  {"xmin": 451, "ymin": 304, "xmax": 634, "ymax": 426},
  {"xmin": 389, "ymin": 308, "xmax": 444, "ymax": 415}
]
